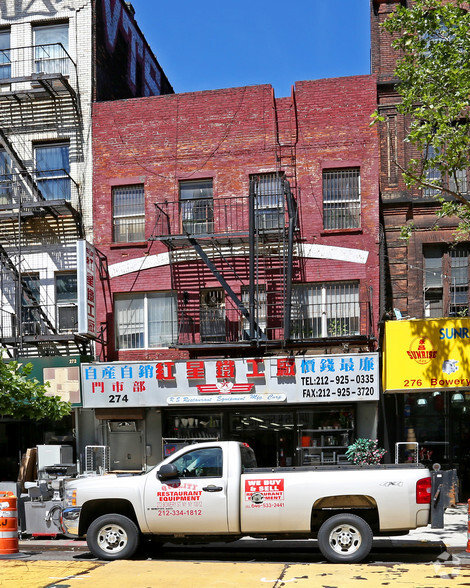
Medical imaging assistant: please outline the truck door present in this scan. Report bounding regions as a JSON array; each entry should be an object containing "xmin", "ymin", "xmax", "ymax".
[{"xmin": 143, "ymin": 446, "xmax": 229, "ymax": 534}]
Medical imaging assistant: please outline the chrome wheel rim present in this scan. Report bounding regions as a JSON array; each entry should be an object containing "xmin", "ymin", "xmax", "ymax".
[
  {"xmin": 97, "ymin": 523, "xmax": 128, "ymax": 554},
  {"xmin": 328, "ymin": 523, "xmax": 362, "ymax": 555}
]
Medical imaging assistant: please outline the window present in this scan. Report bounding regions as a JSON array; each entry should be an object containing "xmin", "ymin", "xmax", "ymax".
[
  {"xmin": 22, "ymin": 274, "xmax": 41, "ymax": 335},
  {"xmin": 252, "ymin": 173, "xmax": 285, "ymax": 230},
  {"xmin": 241, "ymin": 285, "xmax": 267, "ymax": 339},
  {"xmin": 112, "ymin": 185, "xmax": 145, "ymax": 242},
  {"xmin": 0, "ymin": 30, "xmax": 11, "ymax": 80},
  {"xmin": 424, "ymin": 244, "xmax": 443, "ymax": 318},
  {"xmin": 0, "ymin": 150, "xmax": 12, "ymax": 204},
  {"xmin": 200, "ymin": 288, "xmax": 225, "ymax": 342},
  {"xmin": 56, "ymin": 272, "xmax": 77, "ymax": 332},
  {"xmin": 169, "ymin": 447, "xmax": 223, "ymax": 478},
  {"xmin": 180, "ymin": 179, "xmax": 213, "ymax": 235},
  {"xmin": 423, "ymin": 144, "xmax": 468, "ymax": 198},
  {"xmin": 424, "ymin": 244, "xmax": 469, "ymax": 317},
  {"xmin": 115, "ymin": 292, "xmax": 177, "ymax": 349},
  {"xmin": 450, "ymin": 247, "xmax": 469, "ymax": 316},
  {"xmin": 291, "ymin": 282, "xmax": 360, "ymax": 339},
  {"xmin": 323, "ymin": 168, "xmax": 361, "ymax": 230},
  {"xmin": 35, "ymin": 143, "xmax": 70, "ymax": 200},
  {"xmin": 34, "ymin": 24, "xmax": 69, "ymax": 75}
]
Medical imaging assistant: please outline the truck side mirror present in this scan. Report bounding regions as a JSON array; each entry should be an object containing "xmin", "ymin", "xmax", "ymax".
[{"xmin": 157, "ymin": 463, "xmax": 178, "ymax": 481}]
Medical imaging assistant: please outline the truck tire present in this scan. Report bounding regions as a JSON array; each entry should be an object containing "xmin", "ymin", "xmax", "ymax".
[
  {"xmin": 317, "ymin": 513, "xmax": 373, "ymax": 563},
  {"xmin": 86, "ymin": 514, "xmax": 140, "ymax": 560}
]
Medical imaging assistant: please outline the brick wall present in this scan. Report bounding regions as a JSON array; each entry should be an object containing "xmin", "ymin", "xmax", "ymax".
[{"xmin": 93, "ymin": 76, "xmax": 380, "ymax": 361}]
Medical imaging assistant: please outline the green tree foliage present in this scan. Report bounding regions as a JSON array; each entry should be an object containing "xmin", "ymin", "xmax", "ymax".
[
  {"xmin": 379, "ymin": 0, "xmax": 470, "ymax": 237},
  {"xmin": 0, "ymin": 356, "xmax": 71, "ymax": 420}
]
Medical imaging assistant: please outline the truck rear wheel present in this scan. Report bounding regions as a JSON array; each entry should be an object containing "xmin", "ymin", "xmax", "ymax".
[
  {"xmin": 87, "ymin": 514, "xmax": 140, "ymax": 560},
  {"xmin": 317, "ymin": 513, "xmax": 373, "ymax": 563}
]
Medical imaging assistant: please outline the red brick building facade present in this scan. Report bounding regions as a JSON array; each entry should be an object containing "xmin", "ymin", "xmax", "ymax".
[
  {"xmin": 88, "ymin": 75, "xmax": 381, "ymax": 469},
  {"xmin": 93, "ymin": 76, "xmax": 380, "ymax": 363}
]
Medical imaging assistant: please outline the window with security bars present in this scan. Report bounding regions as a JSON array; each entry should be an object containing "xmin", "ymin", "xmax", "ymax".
[
  {"xmin": 424, "ymin": 244, "xmax": 469, "ymax": 317},
  {"xmin": 115, "ymin": 292, "xmax": 177, "ymax": 349},
  {"xmin": 450, "ymin": 247, "xmax": 469, "ymax": 316},
  {"xmin": 112, "ymin": 185, "xmax": 145, "ymax": 242},
  {"xmin": 180, "ymin": 179, "xmax": 213, "ymax": 235},
  {"xmin": 323, "ymin": 168, "xmax": 361, "ymax": 230},
  {"xmin": 290, "ymin": 282, "xmax": 360, "ymax": 339},
  {"xmin": 252, "ymin": 174, "xmax": 285, "ymax": 231}
]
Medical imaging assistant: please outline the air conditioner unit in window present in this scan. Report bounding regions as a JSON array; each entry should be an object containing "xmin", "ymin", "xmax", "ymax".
[{"xmin": 58, "ymin": 305, "xmax": 78, "ymax": 332}]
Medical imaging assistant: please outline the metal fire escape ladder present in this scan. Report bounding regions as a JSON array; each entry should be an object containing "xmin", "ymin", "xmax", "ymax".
[
  {"xmin": 0, "ymin": 47, "xmax": 85, "ymax": 356},
  {"xmin": 272, "ymin": 87, "xmax": 299, "ymax": 341}
]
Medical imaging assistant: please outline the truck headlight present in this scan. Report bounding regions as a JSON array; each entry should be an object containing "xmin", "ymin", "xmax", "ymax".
[{"xmin": 64, "ymin": 488, "xmax": 77, "ymax": 507}]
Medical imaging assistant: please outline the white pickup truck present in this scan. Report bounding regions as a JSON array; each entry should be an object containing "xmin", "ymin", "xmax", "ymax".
[{"xmin": 61, "ymin": 441, "xmax": 434, "ymax": 563}]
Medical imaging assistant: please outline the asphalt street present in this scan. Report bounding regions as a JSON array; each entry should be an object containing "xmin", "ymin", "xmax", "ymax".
[{"xmin": 0, "ymin": 505, "xmax": 468, "ymax": 587}]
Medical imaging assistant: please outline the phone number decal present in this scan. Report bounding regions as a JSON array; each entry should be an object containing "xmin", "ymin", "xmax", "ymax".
[{"xmin": 157, "ymin": 509, "xmax": 202, "ymax": 517}]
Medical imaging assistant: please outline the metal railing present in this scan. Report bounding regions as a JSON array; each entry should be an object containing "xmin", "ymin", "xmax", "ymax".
[
  {"xmin": 153, "ymin": 195, "xmax": 287, "ymax": 238},
  {"xmin": 0, "ymin": 44, "xmax": 76, "ymax": 83},
  {"xmin": 290, "ymin": 300, "xmax": 372, "ymax": 340},
  {"xmin": 0, "ymin": 171, "xmax": 76, "ymax": 205},
  {"xmin": 175, "ymin": 299, "xmax": 372, "ymax": 345},
  {"xmin": 0, "ymin": 303, "xmax": 77, "ymax": 339}
]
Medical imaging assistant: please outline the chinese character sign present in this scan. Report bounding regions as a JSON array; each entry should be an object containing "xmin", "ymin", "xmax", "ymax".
[
  {"xmin": 81, "ymin": 353, "xmax": 379, "ymax": 408},
  {"xmin": 77, "ymin": 240, "xmax": 97, "ymax": 337}
]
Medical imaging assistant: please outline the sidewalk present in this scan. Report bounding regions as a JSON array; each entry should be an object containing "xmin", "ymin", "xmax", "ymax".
[{"xmin": 17, "ymin": 505, "xmax": 469, "ymax": 556}]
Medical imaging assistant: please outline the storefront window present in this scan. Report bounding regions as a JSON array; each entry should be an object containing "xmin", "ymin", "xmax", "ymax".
[
  {"xmin": 229, "ymin": 411, "xmax": 295, "ymax": 467},
  {"xmin": 297, "ymin": 407, "xmax": 355, "ymax": 465},
  {"xmin": 163, "ymin": 405, "xmax": 358, "ymax": 469},
  {"xmin": 402, "ymin": 392, "xmax": 448, "ymax": 464}
]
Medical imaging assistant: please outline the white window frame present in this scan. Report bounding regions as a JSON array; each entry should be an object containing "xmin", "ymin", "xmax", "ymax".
[
  {"xmin": 56, "ymin": 272, "xmax": 77, "ymax": 333},
  {"xmin": 241, "ymin": 285, "xmax": 267, "ymax": 339},
  {"xmin": 33, "ymin": 23, "xmax": 69, "ymax": 76},
  {"xmin": 291, "ymin": 282, "xmax": 360, "ymax": 339},
  {"xmin": 115, "ymin": 292, "xmax": 177, "ymax": 349},
  {"xmin": 112, "ymin": 184, "xmax": 145, "ymax": 243},
  {"xmin": 180, "ymin": 179, "xmax": 213, "ymax": 235},
  {"xmin": 252, "ymin": 173, "xmax": 285, "ymax": 231},
  {"xmin": 323, "ymin": 168, "xmax": 361, "ymax": 230}
]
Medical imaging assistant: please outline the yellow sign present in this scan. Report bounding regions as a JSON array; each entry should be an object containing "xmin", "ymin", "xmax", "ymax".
[{"xmin": 384, "ymin": 318, "xmax": 470, "ymax": 392}]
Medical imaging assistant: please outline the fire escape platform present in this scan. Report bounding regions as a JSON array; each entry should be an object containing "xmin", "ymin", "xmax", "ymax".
[
  {"xmin": 0, "ymin": 199, "xmax": 84, "ymax": 239},
  {"xmin": 0, "ymin": 74, "xmax": 77, "ymax": 102},
  {"xmin": 150, "ymin": 229, "xmax": 288, "ymax": 250}
]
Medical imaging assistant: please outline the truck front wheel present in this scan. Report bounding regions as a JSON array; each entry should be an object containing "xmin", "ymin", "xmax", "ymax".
[
  {"xmin": 87, "ymin": 514, "xmax": 140, "ymax": 560},
  {"xmin": 317, "ymin": 513, "xmax": 373, "ymax": 563}
]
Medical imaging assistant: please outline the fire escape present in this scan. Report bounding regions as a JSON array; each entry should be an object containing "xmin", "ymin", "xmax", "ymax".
[
  {"xmin": 149, "ymin": 90, "xmax": 300, "ymax": 351},
  {"xmin": 0, "ymin": 43, "xmax": 89, "ymax": 357}
]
